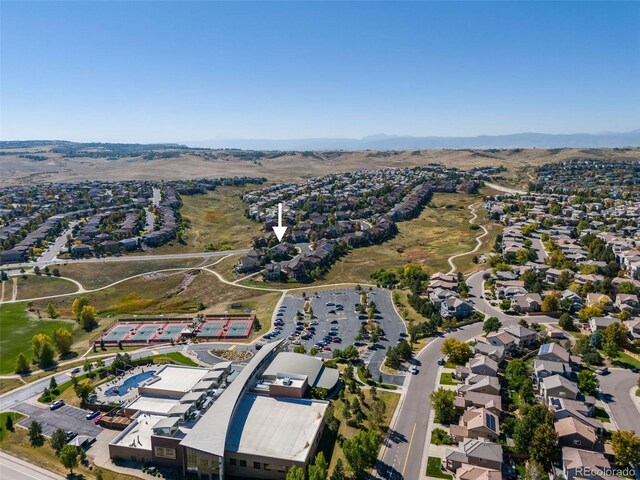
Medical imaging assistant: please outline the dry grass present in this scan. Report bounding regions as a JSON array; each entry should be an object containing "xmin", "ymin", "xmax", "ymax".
[
  {"xmin": 3, "ymin": 147, "xmax": 638, "ymax": 186},
  {"xmin": 317, "ymin": 192, "xmax": 486, "ymax": 284},
  {"xmin": 54, "ymin": 257, "xmax": 207, "ymax": 290},
  {"xmin": 15, "ymin": 275, "xmax": 78, "ymax": 300},
  {"xmin": 147, "ymin": 186, "xmax": 263, "ymax": 254}
]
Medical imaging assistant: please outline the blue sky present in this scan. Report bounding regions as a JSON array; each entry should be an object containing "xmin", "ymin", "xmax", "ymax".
[{"xmin": 1, "ymin": 1, "xmax": 639, "ymax": 143}]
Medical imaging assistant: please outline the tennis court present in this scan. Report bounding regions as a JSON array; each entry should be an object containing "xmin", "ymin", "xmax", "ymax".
[
  {"xmin": 103, "ymin": 325, "xmax": 133, "ymax": 343},
  {"xmin": 198, "ymin": 321, "xmax": 225, "ymax": 338},
  {"xmin": 157, "ymin": 324, "xmax": 186, "ymax": 342},
  {"xmin": 130, "ymin": 324, "xmax": 160, "ymax": 342},
  {"xmin": 225, "ymin": 320, "xmax": 252, "ymax": 338}
]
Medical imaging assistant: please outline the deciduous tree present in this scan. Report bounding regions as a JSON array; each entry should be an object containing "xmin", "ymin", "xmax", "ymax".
[
  {"xmin": 52, "ymin": 328, "xmax": 73, "ymax": 356},
  {"xmin": 430, "ymin": 388, "xmax": 457, "ymax": 425},
  {"xmin": 59, "ymin": 445, "xmax": 79, "ymax": 474},
  {"xmin": 611, "ymin": 430, "xmax": 640, "ymax": 468}
]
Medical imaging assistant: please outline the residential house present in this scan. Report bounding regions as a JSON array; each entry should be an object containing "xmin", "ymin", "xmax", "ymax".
[
  {"xmin": 540, "ymin": 375, "xmax": 579, "ymax": 400},
  {"xmin": 537, "ymin": 343, "xmax": 571, "ymax": 363},
  {"xmin": 441, "ymin": 297, "xmax": 474, "ymax": 320},
  {"xmin": 555, "ymin": 417, "xmax": 598, "ymax": 450},
  {"xmin": 444, "ymin": 439, "xmax": 503, "ymax": 473},
  {"xmin": 510, "ymin": 293, "xmax": 542, "ymax": 313},
  {"xmin": 561, "ymin": 447, "xmax": 612, "ymax": 480},
  {"xmin": 503, "ymin": 325, "xmax": 538, "ymax": 348},
  {"xmin": 458, "ymin": 376, "xmax": 501, "ymax": 396},
  {"xmin": 455, "ymin": 465, "xmax": 501, "ymax": 480},
  {"xmin": 449, "ymin": 407, "xmax": 500, "ymax": 442},
  {"xmin": 588, "ymin": 316, "xmax": 620, "ymax": 333},
  {"xmin": 453, "ymin": 392, "xmax": 502, "ymax": 416}
]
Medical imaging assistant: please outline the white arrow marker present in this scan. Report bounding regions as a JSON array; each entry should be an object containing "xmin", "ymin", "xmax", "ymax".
[{"xmin": 272, "ymin": 202, "xmax": 287, "ymax": 242}]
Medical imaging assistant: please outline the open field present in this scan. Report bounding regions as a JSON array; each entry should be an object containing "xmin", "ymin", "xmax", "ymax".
[
  {"xmin": 236, "ymin": 192, "xmax": 496, "ymax": 289},
  {"xmin": 149, "ymin": 186, "xmax": 264, "ymax": 254},
  {"xmin": 315, "ymin": 192, "xmax": 490, "ymax": 285},
  {"xmin": 53, "ymin": 257, "xmax": 207, "ymax": 290},
  {"xmin": 0, "ymin": 302, "xmax": 75, "ymax": 375},
  {"xmin": 33, "ymin": 269, "xmax": 281, "ymax": 336},
  {"xmin": 2, "ymin": 146, "xmax": 639, "ymax": 185},
  {"xmin": 15, "ymin": 275, "xmax": 79, "ymax": 300}
]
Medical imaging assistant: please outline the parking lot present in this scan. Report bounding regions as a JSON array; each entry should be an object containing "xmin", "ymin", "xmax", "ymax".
[
  {"xmin": 15, "ymin": 402, "xmax": 103, "ymax": 438},
  {"xmin": 263, "ymin": 287, "xmax": 406, "ymax": 384}
]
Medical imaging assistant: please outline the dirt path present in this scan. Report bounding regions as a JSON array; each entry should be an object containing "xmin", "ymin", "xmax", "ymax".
[
  {"xmin": 11, "ymin": 277, "xmax": 17, "ymax": 301},
  {"xmin": 0, "ymin": 281, "xmax": 5, "ymax": 303},
  {"xmin": 446, "ymin": 202, "xmax": 489, "ymax": 275}
]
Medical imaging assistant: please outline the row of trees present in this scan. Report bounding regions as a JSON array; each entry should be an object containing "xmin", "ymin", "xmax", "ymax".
[{"xmin": 15, "ymin": 328, "xmax": 74, "ymax": 373}]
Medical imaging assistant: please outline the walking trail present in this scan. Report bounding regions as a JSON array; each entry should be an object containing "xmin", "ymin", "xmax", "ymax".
[{"xmin": 446, "ymin": 202, "xmax": 489, "ymax": 275}]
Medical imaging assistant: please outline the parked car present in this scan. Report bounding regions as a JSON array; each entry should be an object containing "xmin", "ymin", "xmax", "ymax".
[
  {"xmin": 437, "ymin": 357, "xmax": 446, "ymax": 366},
  {"xmin": 49, "ymin": 400, "xmax": 65, "ymax": 411},
  {"xmin": 595, "ymin": 368, "xmax": 609, "ymax": 375},
  {"xmin": 71, "ymin": 368, "xmax": 81, "ymax": 374},
  {"xmin": 409, "ymin": 366, "xmax": 418, "ymax": 375},
  {"xmin": 66, "ymin": 431, "xmax": 77, "ymax": 441},
  {"xmin": 325, "ymin": 302, "xmax": 335, "ymax": 306},
  {"xmin": 86, "ymin": 410, "xmax": 100, "ymax": 420},
  {"xmin": 94, "ymin": 414, "xmax": 104, "ymax": 425},
  {"xmin": 330, "ymin": 320, "xmax": 339, "ymax": 324}
]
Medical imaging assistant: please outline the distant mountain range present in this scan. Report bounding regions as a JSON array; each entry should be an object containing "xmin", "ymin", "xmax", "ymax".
[{"xmin": 187, "ymin": 130, "xmax": 640, "ymax": 150}]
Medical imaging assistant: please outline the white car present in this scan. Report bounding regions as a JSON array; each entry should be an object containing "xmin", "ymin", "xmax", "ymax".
[{"xmin": 409, "ymin": 365, "xmax": 418, "ymax": 374}]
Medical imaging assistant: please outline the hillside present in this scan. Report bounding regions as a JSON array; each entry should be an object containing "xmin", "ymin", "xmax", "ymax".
[{"xmin": 1, "ymin": 141, "xmax": 639, "ymax": 185}]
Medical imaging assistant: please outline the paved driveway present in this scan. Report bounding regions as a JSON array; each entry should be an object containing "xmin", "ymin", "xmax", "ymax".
[{"xmin": 15, "ymin": 402, "xmax": 102, "ymax": 438}]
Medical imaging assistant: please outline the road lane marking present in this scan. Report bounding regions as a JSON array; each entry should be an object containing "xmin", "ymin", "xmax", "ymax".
[{"xmin": 401, "ymin": 422, "xmax": 417, "ymax": 476}]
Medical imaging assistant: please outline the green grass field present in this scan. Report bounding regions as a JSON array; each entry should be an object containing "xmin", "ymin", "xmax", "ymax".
[
  {"xmin": 15, "ymin": 275, "xmax": 79, "ymax": 300},
  {"xmin": 0, "ymin": 303, "xmax": 75, "ymax": 375}
]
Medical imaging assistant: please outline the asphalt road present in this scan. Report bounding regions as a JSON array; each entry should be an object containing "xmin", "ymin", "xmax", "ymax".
[
  {"xmin": 376, "ymin": 322, "xmax": 484, "ymax": 480},
  {"xmin": 598, "ymin": 368, "xmax": 640, "ymax": 434},
  {"xmin": 0, "ymin": 452, "xmax": 65, "ymax": 480},
  {"xmin": 375, "ymin": 269, "xmax": 558, "ymax": 480}
]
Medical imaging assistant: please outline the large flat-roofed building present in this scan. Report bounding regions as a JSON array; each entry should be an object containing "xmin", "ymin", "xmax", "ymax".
[
  {"xmin": 109, "ymin": 341, "xmax": 331, "ymax": 480},
  {"xmin": 225, "ymin": 395, "xmax": 327, "ymax": 478}
]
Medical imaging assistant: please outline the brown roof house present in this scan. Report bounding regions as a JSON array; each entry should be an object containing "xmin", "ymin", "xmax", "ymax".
[
  {"xmin": 555, "ymin": 417, "xmax": 598, "ymax": 450},
  {"xmin": 455, "ymin": 464, "xmax": 501, "ymax": 480},
  {"xmin": 449, "ymin": 407, "xmax": 500, "ymax": 442},
  {"xmin": 561, "ymin": 447, "xmax": 613, "ymax": 480}
]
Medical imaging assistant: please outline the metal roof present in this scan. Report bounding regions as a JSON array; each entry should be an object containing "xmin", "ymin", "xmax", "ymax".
[{"xmin": 180, "ymin": 340, "xmax": 284, "ymax": 457}]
